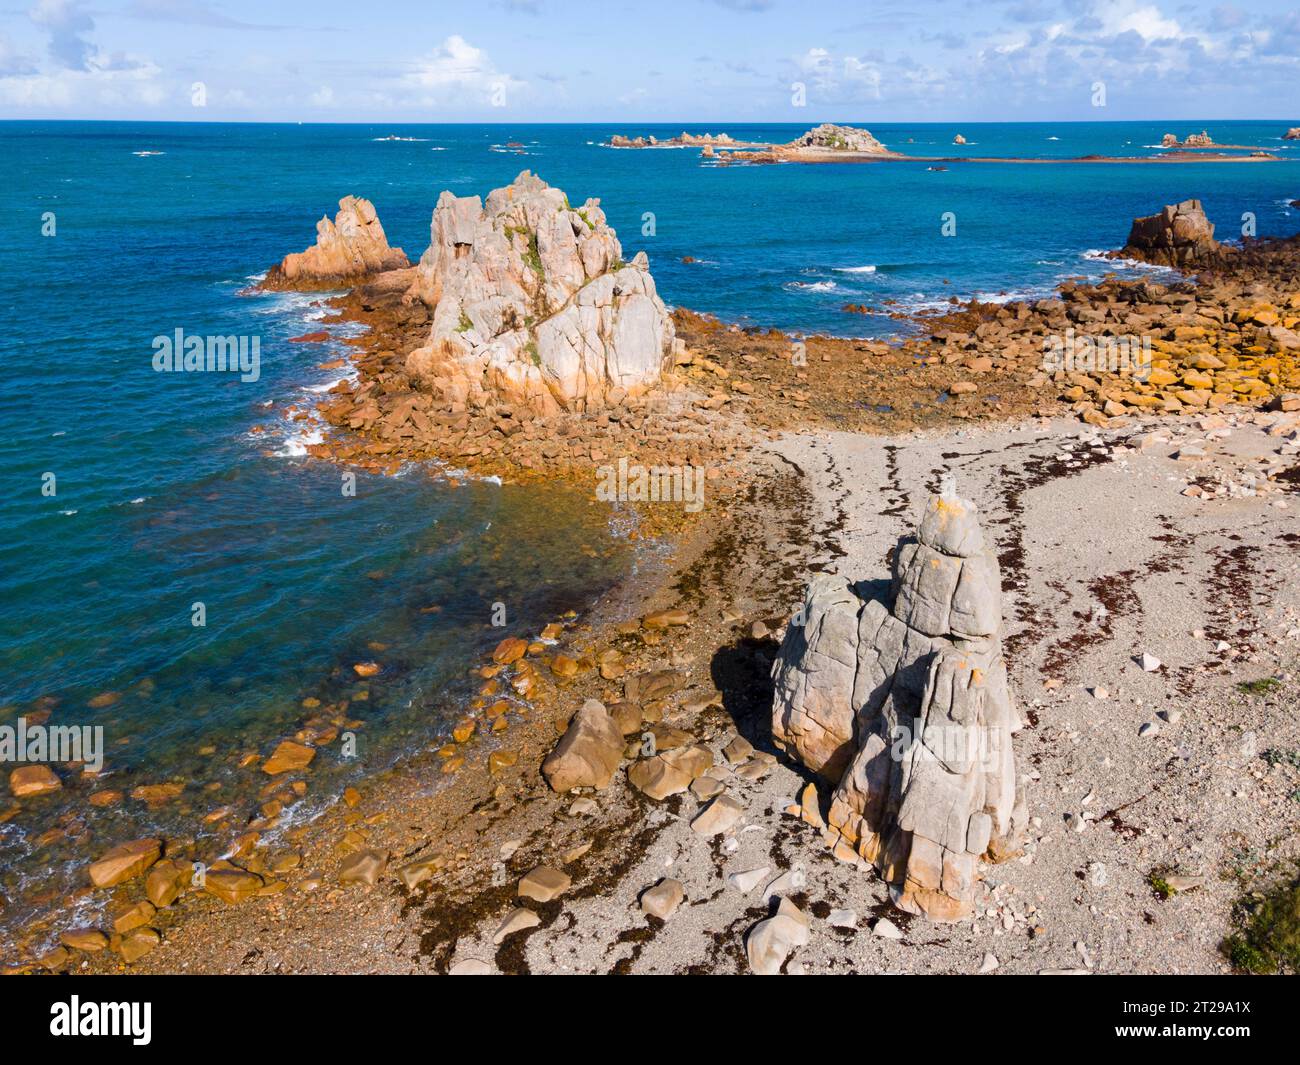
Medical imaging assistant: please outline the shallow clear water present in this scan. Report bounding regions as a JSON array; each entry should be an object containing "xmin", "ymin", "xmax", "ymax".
[{"xmin": 0, "ymin": 119, "xmax": 1296, "ymax": 946}]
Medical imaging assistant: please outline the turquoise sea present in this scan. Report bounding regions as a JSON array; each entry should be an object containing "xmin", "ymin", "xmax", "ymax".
[{"xmin": 1, "ymin": 120, "xmax": 1297, "ymax": 949}]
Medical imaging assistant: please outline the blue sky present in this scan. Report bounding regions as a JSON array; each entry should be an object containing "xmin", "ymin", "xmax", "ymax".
[{"xmin": 1, "ymin": 0, "xmax": 1297, "ymax": 121}]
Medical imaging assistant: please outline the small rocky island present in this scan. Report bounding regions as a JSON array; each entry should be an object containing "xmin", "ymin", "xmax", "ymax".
[{"xmin": 262, "ymin": 196, "xmax": 409, "ymax": 289}]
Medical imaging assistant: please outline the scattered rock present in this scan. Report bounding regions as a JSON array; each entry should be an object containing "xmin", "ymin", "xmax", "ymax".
[
  {"xmin": 690, "ymin": 792, "xmax": 745, "ymax": 836},
  {"xmin": 728, "ymin": 866, "xmax": 770, "ymax": 893},
  {"xmin": 493, "ymin": 907, "xmax": 541, "ymax": 944},
  {"xmin": 262, "ymin": 740, "xmax": 315, "ymax": 775},
  {"xmin": 723, "ymin": 735, "xmax": 754, "ymax": 764},
  {"xmin": 60, "ymin": 928, "xmax": 108, "ymax": 953},
  {"xmin": 541, "ymin": 700, "xmax": 624, "ymax": 792},
  {"xmin": 872, "ymin": 917, "xmax": 905, "ymax": 940},
  {"xmin": 339, "ymin": 848, "xmax": 388, "ymax": 886},
  {"xmin": 118, "ymin": 927, "xmax": 161, "ymax": 964},
  {"xmin": 639, "ymin": 878, "xmax": 685, "ymax": 919},
  {"xmin": 745, "ymin": 897, "xmax": 810, "ymax": 975},
  {"xmin": 8, "ymin": 765, "xmax": 61, "ymax": 797},
  {"xmin": 203, "ymin": 866, "xmax": 264, "ymax": 904},
  {"xmin": 518, "ymin": 865, "xmax": 571, "ymax": 902},
  {"xmin": 628, "ymin": 745, "xmax": 713, "ymax": 800}
]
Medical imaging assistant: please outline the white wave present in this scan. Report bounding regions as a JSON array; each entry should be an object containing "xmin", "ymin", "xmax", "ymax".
[
  {"xmin": 59, "ymin": 509, "xmax": 77, "ymax": 516},
  {"xmin": 275, "ymin": 426, "xmax": 324, "ymax": 458},
  {"xmin": 132, "ymin": 150, "xmax": 164, "ymax": 157},
  {"xmin": 834, "ymin": 265, "xmax": 877, "ymax": 274},
  {"xmin": 373, "ymin": 136, "xmax": 428, "ymax": 142},
  {"xmin": 1080, "ymin": 249, "xmax": 1171, "ymax": 272},
  {"xmin": 304, "ymin": 373, "xmax": 353, "ymax": 395},
  {"xmin": 786, "ymin": 280, "xmax": 837, "ymax": 293}
]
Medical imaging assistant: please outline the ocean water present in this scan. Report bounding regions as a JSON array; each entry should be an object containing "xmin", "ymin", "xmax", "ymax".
[{"xmin": 1, "ymin": 120, "xmax": 1297, "ymax": 947}]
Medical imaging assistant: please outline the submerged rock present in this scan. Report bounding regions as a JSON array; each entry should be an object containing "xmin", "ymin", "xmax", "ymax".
[
  {"xmin": 404, "ymin": 171, "xmax": 678, "ymax": 416},
  {"xmin": 770, "ymin": 475, "xmax": 1024, "ymax": 922},
  {"xmin": 9, "ymin": 765, "xmax": 61, "ymax": 797}
]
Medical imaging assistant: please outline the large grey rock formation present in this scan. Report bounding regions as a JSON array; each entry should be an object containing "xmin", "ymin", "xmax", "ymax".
[
  {"xmin": 404, "ymin": 171, "xmax": 677, "ymax": 416},
  {"xmin": 770, "ymin": 475, "xmax": 1024, "ymax": 922},
  {"xmin": 264, "ymin": 196, "xmax": 409, "ymax": 289},
  {"xmin": 1119, "ymin": 199, "xmax": 1228, "ymax": 268}
]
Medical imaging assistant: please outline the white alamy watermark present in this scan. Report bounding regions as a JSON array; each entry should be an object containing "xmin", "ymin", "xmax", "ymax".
[
  {"xmin": 50, "ymin": 997, "xmax": 151, "ymax": 1045},
  {"xmin": 0, "ymin": 719, "xmax": 104, "ymax": 773},
  {"xmin": 152, "ymin": 329, "xmax": 261, "ymax": 383},
  {"xmin": 1042, "ymin": 329, "xmax": 1151, "ymax": 382},
  {"xmin": 596, "ymin": 457, "xmax": 706, "ymax": 513},
  {"xmin": 890, "ymin": 722, "xmax": 1005, "ymax": 771}
]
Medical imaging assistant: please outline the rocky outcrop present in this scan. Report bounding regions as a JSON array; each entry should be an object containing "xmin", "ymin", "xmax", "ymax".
[
  {"xmin": 770, "ymin": 475, "xmax": 1023, "ymax": 921},
  {"xmin": 1162, "ymin": 131, "xmax": 1216, "ymax": 148},
  {"xmin": 1119, "ymin": 199, "xmax": 1228, "ymax": 268},
  {"xmin": 610, "ymin": 132, "xmax": 740, "ymax": 148},
  {"xmin": 1285, "ymin": 128, "xmax": 1300, "ymax": 140},
  {"xmin": 264, "ymin": 196, "xmax": 409, "ymax": 289},
  {"xmin": 953, "ymin": 134, "xmax": 967, "ymax": 145},
  {"xmin": 788, "ymin": 123, "xmax": 890, "ymax": 154},
  {"xmin": 404, "ymin": 171, "xmax": 677, "ymax": 416}
]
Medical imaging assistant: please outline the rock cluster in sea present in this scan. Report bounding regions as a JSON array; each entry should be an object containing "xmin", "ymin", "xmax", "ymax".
[
  {"xmin": 788, "ymin": 123, "xmax": 890, "ymax": 154},
  {"xmin": 1161, "ymin": 131, "xmax": 1215, "ymax": 148},
  {"xmin": 264, "ymin": 196, "xmax": 410, "ymax": 288},
  {"xmin": 770, "ymin": 475, "xmax": 1024, "ymax": 921},
  {"xmin": 610, "ymin": 132, "xmax": 737, "ymax": 148},
  {"xmin": 1120, "ymin": 198, "xmax": 1226, "ymax": 268},
  {"xmin": 1285, "ymin": 127, "xmax": 1300, "ymax": 140},
  {"xmin": 403, "ymin": 171, "xmax": 678, "ymax": 416}
]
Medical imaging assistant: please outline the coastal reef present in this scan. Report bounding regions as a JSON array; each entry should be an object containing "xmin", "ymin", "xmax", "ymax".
[{"xmin": 772, "ymin": 475, "xmax": 1023, "ymax": 921}]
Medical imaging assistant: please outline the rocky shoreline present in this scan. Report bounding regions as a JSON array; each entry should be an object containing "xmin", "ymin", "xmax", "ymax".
[
  {"xmin": 6, "ymin": 176, "xmax": 1300, "ymax": 975},
  {"xmin": 609, "ymin": 123, "xmax": 1282, "ymax": 166}
]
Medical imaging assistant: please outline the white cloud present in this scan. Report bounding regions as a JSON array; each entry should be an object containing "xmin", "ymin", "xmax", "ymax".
[
  {"xmin": 402, "ymin": 35, "xmax": 526, "ymax": 105},
  {"xmin": 1093, "ymin": 0, "xmax": 1183, "ymax": 42},
  {"xmin": 310, "ymin": 85, "xmax": 335, "ymax": 107}
]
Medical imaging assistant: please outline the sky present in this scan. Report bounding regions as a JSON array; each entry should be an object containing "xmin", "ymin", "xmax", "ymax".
[{"xmin": 0, "ymin": 0, "xmax": 1297, "ymax": 122}]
